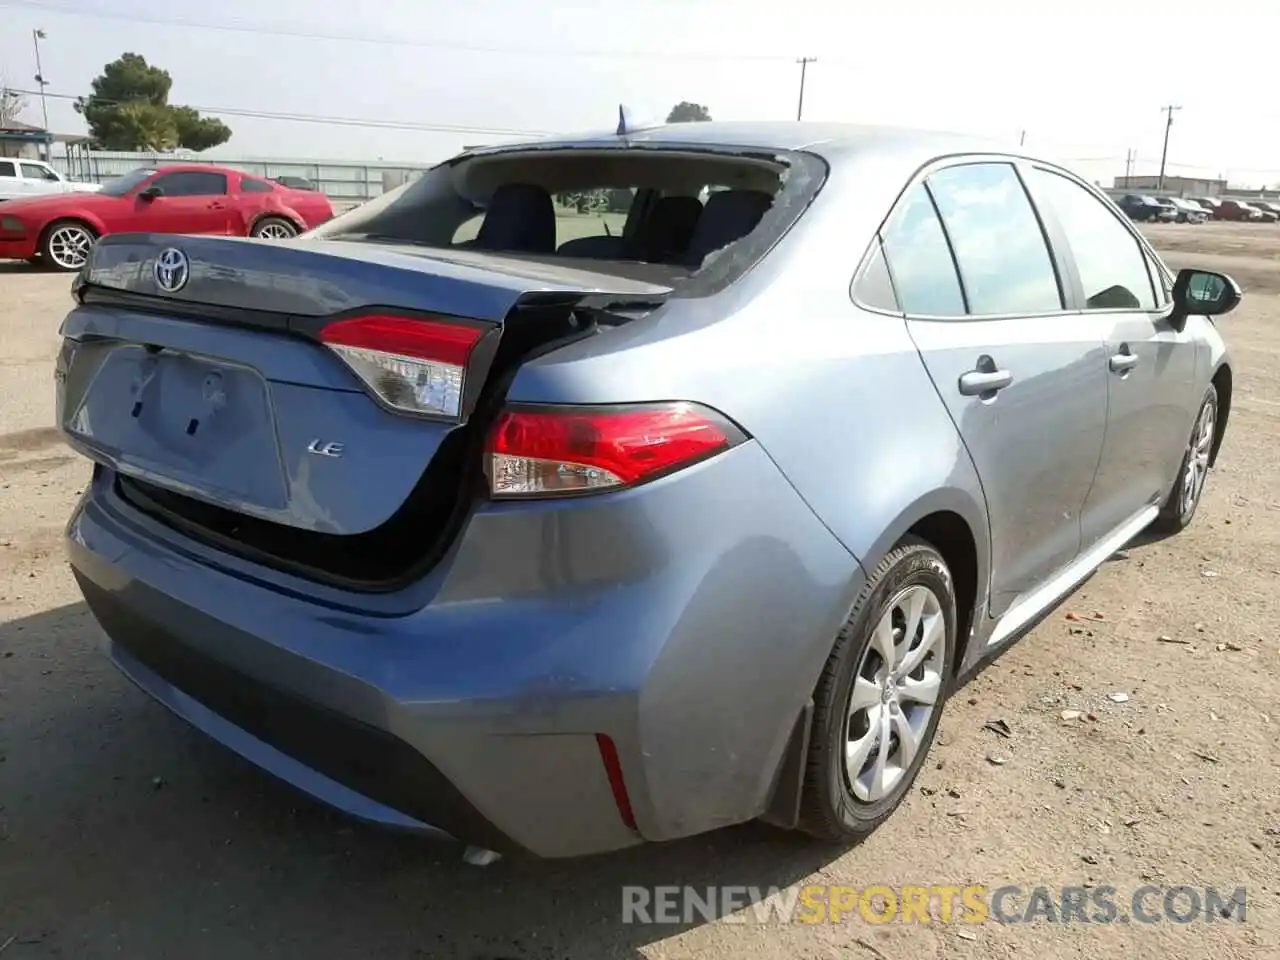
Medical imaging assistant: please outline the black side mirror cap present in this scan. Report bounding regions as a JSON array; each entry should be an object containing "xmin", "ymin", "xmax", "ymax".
[
  {"xmin": 1169, "ymin": 268, "xmax": 1241, "ymax": 330},
  {"xmin": 138, "ymin": 185, "xmax": 161, "ymax": 200}
]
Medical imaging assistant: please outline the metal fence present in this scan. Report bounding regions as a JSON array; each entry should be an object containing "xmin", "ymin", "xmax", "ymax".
[{"xmin": 49, "ymin": 150, "xmax": 437, "ymax": 202}]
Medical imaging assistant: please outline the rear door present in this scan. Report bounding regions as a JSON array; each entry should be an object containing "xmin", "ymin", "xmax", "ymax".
[
  {"xmin": 1023, "ymin": 166, "xmax": 1200, "ymax": 549},
  {"xmin": 131, "ymin": 170, "xmax": 234, "ymax": 234},
  {"xmin": 894, "ymin": 160, "xmax": 1111, "ymax": 619}
]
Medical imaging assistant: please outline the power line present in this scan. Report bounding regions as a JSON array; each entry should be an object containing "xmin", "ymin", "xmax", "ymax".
[
  {"xmin": 10, "ymin": 88, "xmax": 555, "ymax": 137},
  {"xmin": 0, "ymin": 0, "xmax": 796, "ymax": 63}
]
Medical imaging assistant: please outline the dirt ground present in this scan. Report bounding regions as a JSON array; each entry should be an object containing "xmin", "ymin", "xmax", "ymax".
[{"xmin": 1, "ymin": 224, "xmax": 1278, "ymax": 959}]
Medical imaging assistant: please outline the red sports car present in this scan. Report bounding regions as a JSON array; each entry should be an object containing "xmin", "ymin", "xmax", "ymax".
[{"xmin": 0, "ymin": 163, "xmax": 334, "ymax": 271}]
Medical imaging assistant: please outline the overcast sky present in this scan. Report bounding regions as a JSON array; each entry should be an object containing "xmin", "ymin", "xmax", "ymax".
[{"xmin": 2, "ymin": 0, "xmax": 1277, "ymax": 185}]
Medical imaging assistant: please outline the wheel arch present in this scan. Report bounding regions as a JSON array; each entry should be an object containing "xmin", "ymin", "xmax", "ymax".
[
  {"xmin": 38, "ymin": 214, "xmax": 104, "ymax": 246},
  {"xmin": 250, "ymin": 209, "xmax": 303, "ymax": 235},
  {"xmin": 1209, "ymin": 361, "xmax": 1232, "ymax": 467},
  {"xmin": 858, "ymin": 487, "xmax": 990, "ymax": 664}
]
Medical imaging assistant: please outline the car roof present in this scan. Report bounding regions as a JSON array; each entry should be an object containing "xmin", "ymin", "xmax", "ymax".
[
  {"xmin": 475, "ymin": 120, "xmax": 1039, "ymax": 172},
  {"xmin": 146, "ymin": 163, "xmax": 246, "ymax": 176}
]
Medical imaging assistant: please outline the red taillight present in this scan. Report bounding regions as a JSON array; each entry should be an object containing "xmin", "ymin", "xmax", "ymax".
[
  {"xmin": 485, "ymin": 401, "xmax": 745, "ymax": 498},
  {"xmin": 319, "ymin": 314, "xmax": 489, "ymax": 419}
]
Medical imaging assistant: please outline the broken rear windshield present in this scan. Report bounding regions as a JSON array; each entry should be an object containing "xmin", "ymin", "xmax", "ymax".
[{"xmin": 311, "ymin": 145, "xmax": 827, "ymax": 296}]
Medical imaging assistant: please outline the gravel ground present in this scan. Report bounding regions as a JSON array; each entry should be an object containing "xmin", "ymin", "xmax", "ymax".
[{"xmin": 1, "ymin": 226, "xmax": 1278, "ymax": 959}]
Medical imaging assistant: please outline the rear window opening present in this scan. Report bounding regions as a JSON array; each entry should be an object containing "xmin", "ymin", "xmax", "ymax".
[
  {"xmin": 113, "ymin": 298, "xmax": 595, "ymax": 592},
  {"xmin": 312, "ymin": 146, "xmax": 825, "ymax": 295}
]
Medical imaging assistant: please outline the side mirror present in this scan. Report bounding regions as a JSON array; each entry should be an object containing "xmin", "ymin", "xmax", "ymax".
[
  {"xmin": 1169, "ymin": 268, "xmax": 1241, "ymax": 330},
  {"xmin": 138, "ymin": 185, "xmax": 162, "ymax": 201}
]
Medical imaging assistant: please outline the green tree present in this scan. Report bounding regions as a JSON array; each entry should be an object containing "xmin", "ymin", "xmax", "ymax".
[
  {"xmin": 74, "ymin": 53, "xmax": 232, "ymax": 151},
  {"xmin": 666, "ymin": 102, "xmax": 712, "ymax": 123},
  {"xmin": 171, "ymin": 106, "xmax": 233, "ymax": 151}
]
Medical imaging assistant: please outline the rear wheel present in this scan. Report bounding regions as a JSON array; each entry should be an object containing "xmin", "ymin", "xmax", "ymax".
[
  {"xmin": 798, "ymin": 537, "xmax": 955, "ymax": 842},
  {"xmin": 1151, "ymin": 384, "xmax": 1218, "ymax": 535},
  {"xmin": 41, "ymin": 220, "xmax": 97, "ymax": 271},
  {"xmin": 252, "ymin": 217, "xmax": 298, "ymax": 240}
]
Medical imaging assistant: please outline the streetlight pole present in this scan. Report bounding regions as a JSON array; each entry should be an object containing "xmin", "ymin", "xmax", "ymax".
[
  {"xmin": 1157, "ymin": 104, "xmax": 1181, "ymax": 191},
  {"xmin": 795, "ymin": 57, "xmax": 817, "ymax": 121},
  {"xmin": 32, "ymin": 28, "xmax": 50, "ymax": 156}
]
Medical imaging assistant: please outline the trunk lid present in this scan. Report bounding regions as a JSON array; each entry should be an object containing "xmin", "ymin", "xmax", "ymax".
[{"xmin": 59, "ymin": 234, "xmax": 670, "ymax": 587}]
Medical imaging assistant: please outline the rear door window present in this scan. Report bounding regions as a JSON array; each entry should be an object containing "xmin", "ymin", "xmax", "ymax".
[
  {"xmin": 925, "ymin": 163, "xmax": 1063, "ymax": 316},
  {"xmin": 0, "ymin": 161, "xmax": 16, "ymax": 179},
  {"xmin": 880, "ymin": 184, "xmax": 966, "ymax": 316},
  {"xmin": 853, "ymin": 241, "xmax": 899, "ymax": 313}
]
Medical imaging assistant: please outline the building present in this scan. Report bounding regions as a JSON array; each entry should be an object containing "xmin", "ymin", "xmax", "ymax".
[
  {"xmin": 1112, "ymin": 174, "xmax": 1227, "ymax": 197},
  {"xmin": 0, "ymin": 121, "xmax": 56, "ymax": 160}
]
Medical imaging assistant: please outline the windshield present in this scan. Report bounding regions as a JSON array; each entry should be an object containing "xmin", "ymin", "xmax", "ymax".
[
  {"xmin": 311, "ymin": 145, "xmax": 827, "ymax": 295},
  {"xmin": 98, "ymin": 168, "xmax": 159, "ymax": 197}
]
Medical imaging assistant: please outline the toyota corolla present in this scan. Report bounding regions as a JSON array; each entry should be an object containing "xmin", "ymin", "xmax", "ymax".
[{"xmin": 57, "ymin": 121, "xmax": 1238, "ymax": 859}]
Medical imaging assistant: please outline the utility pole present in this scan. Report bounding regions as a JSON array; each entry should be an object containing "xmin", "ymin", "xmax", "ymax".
[
  {"xmin": 1019, "ymin": 130, "xmax": 1027, "ymax": 146},
  {"xmin": 795, "ymin": 57, "xmax": 817, "ymax": 121},
  {"xmin": 32, "ymin": 28, "xmax": 49, "ymax": 157},
  {"xmin": 1157, "ymin": 105, "xmax": 1182, "ymax": 191},
  {"xmin": 1124, "ymin": 148, "xmax": 1134, "ymax": 181}
]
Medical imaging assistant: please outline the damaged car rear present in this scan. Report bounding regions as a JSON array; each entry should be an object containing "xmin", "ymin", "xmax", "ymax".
[{"xmin": 58, "ymin": 127, "xmax": 847, "ymax": 858}]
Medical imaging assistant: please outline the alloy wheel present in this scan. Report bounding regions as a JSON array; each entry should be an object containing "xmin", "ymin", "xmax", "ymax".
[
  {"xmin": 255, "ymin": 221, "xmax": 296, "ymax": 240},
  {"xmin": 1181, "ymin": 398, "xmax": 1216, "ymax": 517},
  {"xmin": 47, "ymin": 224, "xmax": 95, "ymax": 270},
  {"xmin": 845, "ymin": 584, "xmax": 946, "ymax": 802}
]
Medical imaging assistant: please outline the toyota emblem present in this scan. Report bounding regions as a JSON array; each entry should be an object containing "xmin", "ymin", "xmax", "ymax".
[{"xmin": 153, "ymin": 247, "xmax": 190, "ymax": 293}]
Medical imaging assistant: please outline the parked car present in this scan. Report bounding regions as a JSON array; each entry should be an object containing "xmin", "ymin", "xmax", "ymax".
[
  {"xmin": 0, "ymin": 157, "xmax": 101, "ymax": 202},
  {"xmin": 1162, "ymin": 197, "xmax": 1209, "ymax": 223},
  {"xmin": 1188, "ymin": 196, "xmax": 1223, "ymax": 218},
  {"xmin": 0, "ymin": 164, "xmax": 334, "ymax": 270},
  {"xmin": 1246, "ymin": 199, "xmax": 1280, "ymax": 222},
  {"xmin": 56, "ymin": 122, "xmax": 1238, "ymax": 860},
  {"xmin": 1216, "ymin": 199, "xmax": 1265, "ymax": 222},
  {"xmin": 272, "ymin": 175, "xmax": 316, "ymax": 191},
  {"xmin": 1116, "ymin": 193, "xmax": 1177, "ymax": 222}
]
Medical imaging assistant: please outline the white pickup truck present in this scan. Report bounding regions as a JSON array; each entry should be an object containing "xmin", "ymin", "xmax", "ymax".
[{"xmin": 0, "ymin": 158, "xmax": 101, "ymax": 202}]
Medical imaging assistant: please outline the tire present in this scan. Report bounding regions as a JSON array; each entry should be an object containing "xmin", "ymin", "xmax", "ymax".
[
  {"xmin": 798, "ymin": 536, "xmax": 956, "ymax": 842},
  {"xmin": 40, "ymin": 220, "xmax": 97, "ymax": 272},
  {"xmin": 251, "ymin": 216, "xmax": 298, "ymax": 240},
  {"xmin": 1150, "ymin": 384, "xmax": 1218, "ymax": 535}
]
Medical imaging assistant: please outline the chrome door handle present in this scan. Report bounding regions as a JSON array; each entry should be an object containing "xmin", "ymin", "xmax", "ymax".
[
  {"xmin": 958, "ymin": 368, "xmax": 1013, "ymax": 397},
  {"xmin": 1109, "ymin": 351, "xmax": 1139, "ymax": 373}
]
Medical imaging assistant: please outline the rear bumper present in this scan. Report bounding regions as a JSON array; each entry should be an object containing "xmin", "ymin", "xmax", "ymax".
[
  {"xmin": 0, "ymin": 236, "xmax": 38, "ymax": 260},
  {"xmin": 67, "ymin": 441, "xmax": 863, "ymax": 857}
]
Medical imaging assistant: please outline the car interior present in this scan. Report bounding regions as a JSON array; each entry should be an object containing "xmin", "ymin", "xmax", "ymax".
[{"xmin": 334, "ymin": 149, "xmax": 787, "ymax": 275}]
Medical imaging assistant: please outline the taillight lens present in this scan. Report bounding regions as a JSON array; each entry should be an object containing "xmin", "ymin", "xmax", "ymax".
[
  {"xmin": 319, "ymin": 314, "xmax": 489, "ymax": 419},
  {"xmin": 486, "ymin": 402, "xmax": 746, "ymax": 498}
]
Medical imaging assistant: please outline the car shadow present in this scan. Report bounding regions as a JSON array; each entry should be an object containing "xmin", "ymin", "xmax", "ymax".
[
  {"xmin": 0, "ymin": 260, "xmax": 41, "ymax": 274},
  {"xmin": 0, "ymin": 601, "xmax": 845, "ymax": 959}
]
